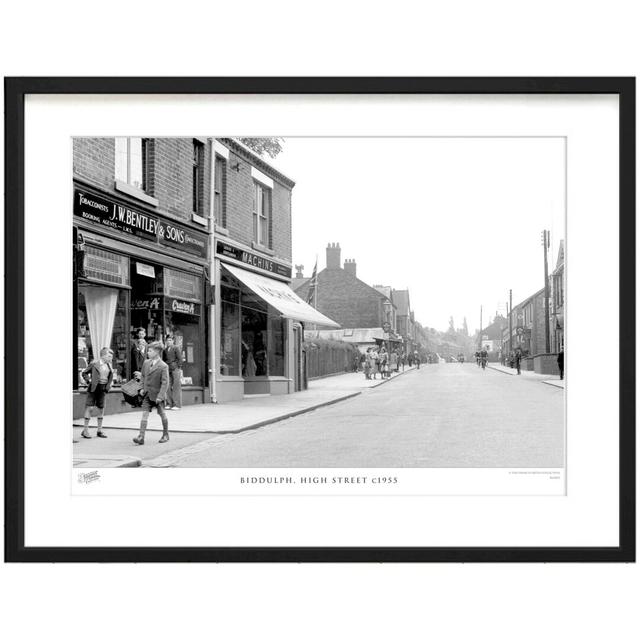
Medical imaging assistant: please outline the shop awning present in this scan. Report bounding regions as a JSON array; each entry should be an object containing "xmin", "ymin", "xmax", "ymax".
[{"xmin": 223, "ymin": 264, "xmax": 340, "ymax": 328}]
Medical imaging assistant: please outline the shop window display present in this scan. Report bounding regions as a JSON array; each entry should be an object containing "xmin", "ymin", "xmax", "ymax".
[
  {"xmin": 268, "ymin": 315, "xmax": 286, "ymax": 376},
  {"xmin": 128, "ymin": 262, "xmax": 205, "ymax": 387},
  {"xmin": 220, "ymin": 285, "xmax": 241, "ymax": 376},
  {"xmin": 130, "ymin": 262, "xmax": 165, "ymax": 342},
  {"xmin": 77, "ymin": 286, "xmax": 128, "ymax": 387},
  {"xmin": 165, "ymin": 310, "xmax": 202, "ymax": 386},
  {"xmin": 242, "ymin": 306, "xmax": 268, "ymax": 377},
  {"xmin": 220, "ymin": 271, "xmax": 287, "ymax": 379}
]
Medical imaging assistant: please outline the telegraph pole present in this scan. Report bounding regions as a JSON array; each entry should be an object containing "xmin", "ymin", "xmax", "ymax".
[
  {"xmin": 479, "ymin": 305, "xmax": 483, "ymax": 348},
  {"xmin": 542, "ymin": 230, "xmax": 551, "ymax": 353}
]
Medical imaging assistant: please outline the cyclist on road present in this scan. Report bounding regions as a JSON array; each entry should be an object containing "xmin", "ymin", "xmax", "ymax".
[{"xmin": 479, "ymin": 348, "xmax": 488, "ymax": 370}]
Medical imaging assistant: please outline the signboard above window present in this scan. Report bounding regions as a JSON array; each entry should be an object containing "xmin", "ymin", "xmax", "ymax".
[
  {"xmin": 136, "ymin": 262, "xmax": 155, "ymax": 278},
  {"xmin": 73, "ymin": 188, "xmax": 208, "ymax": 261}
]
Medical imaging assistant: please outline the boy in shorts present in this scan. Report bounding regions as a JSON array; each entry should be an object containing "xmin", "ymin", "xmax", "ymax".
[
  {"xmin": 80, "ymin": 347, "xmax": 114, "ymax": 438},
  {"xmin": 133, "ymin": 341, "xmax": 170, "ymax": 445}
]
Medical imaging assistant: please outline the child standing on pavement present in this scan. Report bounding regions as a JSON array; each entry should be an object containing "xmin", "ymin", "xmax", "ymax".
[
  {"xmin": 133, "ymin": 341, "xmax": 170, "ymax": 445},
  {"xmin": 80, "ymin": 347, "xmax": 114, "ymax": 439}
]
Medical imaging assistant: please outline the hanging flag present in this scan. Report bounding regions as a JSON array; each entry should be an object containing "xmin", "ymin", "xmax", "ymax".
[{"xmin": 307, "ymin": 258, "xmax": 318, "ymax": 306}]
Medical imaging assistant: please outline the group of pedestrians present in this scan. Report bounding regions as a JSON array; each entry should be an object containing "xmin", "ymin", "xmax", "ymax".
[
  {"xmin": 362, "ymin": 347, "xmax": 421, "ymax": 380},
  {"xmin": 79, "ymin": 327, "xmax": 184, "ymax": 446}
]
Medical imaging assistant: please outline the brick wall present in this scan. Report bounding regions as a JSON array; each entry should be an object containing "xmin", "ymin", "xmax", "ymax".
[
  {"xmin": 222, "ymin": 148, "xmax": 292, "ymax": 263},
  {"xmin": 272, "ymin": 181, "xmax": 292, "ymax": 261},
  {"xmin": 73, "ymin": 137, "xmax": 211, "ymax": 222},
  {"xmin": 73, "ymin": 138, "xmax": 115, "ymax": 191},
  {"xmin": 532, "ymin": 292, "xmax": 547, "ymax": 354},
  {"xmin": 295, "ymin": 269, "xmax": 385, "ymax": 328},
  {"xmin": 151, "ymin": 138, "xmax": 211, "ymax": 221}
]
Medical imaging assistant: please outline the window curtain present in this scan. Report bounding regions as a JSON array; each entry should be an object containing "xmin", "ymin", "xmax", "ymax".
[{"xmin": 80, "ymin": 286, "xmax": 118, "ymax": 359}]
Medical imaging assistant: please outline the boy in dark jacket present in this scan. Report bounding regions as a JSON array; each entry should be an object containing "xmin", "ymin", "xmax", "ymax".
[{"xmin": 80, "ymin": 347, "xmax": 114, "ymax": 438}]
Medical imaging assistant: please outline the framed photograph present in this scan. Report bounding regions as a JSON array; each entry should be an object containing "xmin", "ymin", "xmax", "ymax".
[{"xmin": 5, "ymin": 77, "xmax": 635, "ymax": 562}]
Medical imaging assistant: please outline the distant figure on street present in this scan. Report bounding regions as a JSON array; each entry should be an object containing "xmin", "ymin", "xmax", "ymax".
[
  {"xmin": 557, "ymin": 348, "xmax": 564, "ymax": 380},
  {"xmin": 475, "ymin": 350, "xmax": 481, "ymax": 367},
  {"xmin": 408, "ymin": 352, "xmax": 414, "ymax": 367},
  {"xmin": 163, "ymin": 335, "xmax": 183, "ymax": 410},
  {"xmin": 133, "ymin": 341, "xmax": 170, "ymax": 445},
  {"xmin": 363, "ymin": 348, "xmax": 372, "ymax": 379},
  {"xmin": 514, "ymin": 350, "xmax": 522, "ymax": 375},
  {"xmin": 368, "ymin": 348, "xmax": 379, "ymax": 380},
  {"xmin": 379, "ymin": 347, "xmax": 389, "ymax": 378},
  {"xmin": 80, "ymin": 347, "xmax": 114, "ymax": 439},
  {"xmin": 413, "ymin": 350, "xmax": 421, "ymax": 369},
  {"xmin": 390, "ymin": 349, "xmax": 399, "ymax": 374}
]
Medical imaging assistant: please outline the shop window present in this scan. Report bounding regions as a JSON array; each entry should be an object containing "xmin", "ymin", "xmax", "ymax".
[
  {"xmin": 115, "ymin": 137, "xmax": 149, "ymax": 191},
  {"xmin": 268, "ymin": 316, "xmax": 286, "ymax": 376},
  {"xmin": 130, "ymin": 263, "xmax": 204, "ymax": 386},
  {"xmin": 214, "ymin": 154, "xmax": 227, "ymax": 227},
  {"xmin": 78, "ymin": 286, "xmax": 128, "ymax": 387},
  {"xmin": 164, "ymin": 267, "xmax": 202, "ymax": 301},
  {"xmin": 165, "ymin": 310, "xmax": 202, "ymax": 387},
  {"xmin": 253, "ymin": 181, "xmax": 271, "ymax": 248},
  {"xmin": 220, "ymin": 286, "xmax": 240, "ymax": 376},
  {"xmin": 220, "ymin": 270, "xmax": 287, "ymax": 379},
  {"xmin": 242, "ymin": 306, "xmax": 268, "ymax": 377}
]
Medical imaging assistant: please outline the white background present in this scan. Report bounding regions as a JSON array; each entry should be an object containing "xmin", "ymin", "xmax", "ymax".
[
  {"xmin": 1, "ymin": 1, "xmax": 638, "ymax": 639},
  {"xmin": 26, "ymin": 94, "xmax": 610, "ymax": 546}
]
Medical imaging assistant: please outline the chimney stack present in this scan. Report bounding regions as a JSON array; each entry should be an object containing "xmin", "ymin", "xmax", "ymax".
[
  {"xmin": 344, "ymin": 258, "xmax": 357, "ymax": 278},
  {"xmin": 294, "ymin": 264, "xmax": 304, "ymax": 278},
  {"xmin": 326, "ymin": 242, "xmax": 341, "ymax": 270}
]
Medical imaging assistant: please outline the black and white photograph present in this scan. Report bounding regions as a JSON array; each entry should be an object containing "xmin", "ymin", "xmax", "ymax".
[
  {"xmin": 6, "ymin": 78, "xmax": 632, "ymax": 561},
  {"xmin": 72, "ymin": 134, "xmax": 566, "ymax": 482}
]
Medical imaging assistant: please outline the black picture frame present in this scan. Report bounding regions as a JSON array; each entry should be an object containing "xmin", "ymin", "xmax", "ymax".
[{"xmin": 4, "ymin": 77, "xmax": 635, "ymax": 563}]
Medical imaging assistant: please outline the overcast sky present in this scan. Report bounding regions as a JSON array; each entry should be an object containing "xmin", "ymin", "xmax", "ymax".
[{"xmin": 271, "ymin": 137, "xmax": 565, "ymax": 334}]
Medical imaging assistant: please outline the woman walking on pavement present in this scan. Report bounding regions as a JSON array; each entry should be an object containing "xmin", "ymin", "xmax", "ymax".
[
  {"xmin": 379, "ymin": 347, "xmax": 389, "ymax": 379},
  {"xmin": 369, "ymin": 348, "xmax": 379, "ymax": 380},
  {"xmin": 133, "ymin": 341, "xmax": 170, "ymax": 445},
  {"xmin": 389, "ymin": 349, "xmax": 398, "ymax": 375},
  {"xmin": 363, "ymin": 348, "xmax": 372, "ymax": 379}
]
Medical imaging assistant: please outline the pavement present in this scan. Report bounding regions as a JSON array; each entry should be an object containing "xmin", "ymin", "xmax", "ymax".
[
  {"xmin": 73, "ymin": 365, "xmax": 418, "ymax": 467},
  {"xmin": 487, "ymin": 363, "xmax": 565, "ymax": 388}
]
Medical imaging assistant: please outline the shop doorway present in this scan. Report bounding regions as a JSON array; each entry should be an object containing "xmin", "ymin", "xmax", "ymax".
[{"xmin": 131, "ymin": 262, "xmax": 165, "ymax": 342}]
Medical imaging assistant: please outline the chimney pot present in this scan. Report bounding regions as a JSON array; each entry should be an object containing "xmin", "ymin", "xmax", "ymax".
[
  {"xmin": 344, "ymin": 258, "xmax": 357, "ymax": 277},
  {"xmin": 326, "ymin": 242, "xmax": 342, "ymax": 270}
]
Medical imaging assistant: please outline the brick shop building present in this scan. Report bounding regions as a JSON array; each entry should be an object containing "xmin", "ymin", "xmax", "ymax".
[
  {"xmin": 509, "ymin": 288, "xmax": 547, "ymax": 359},
  {"xmin": 293, "ymin": 243, "xmax": 400, "ymax": 352},
  {"xmin": 210, "ymin": 140, "xmax": 337, "ymax": 402},
  {"xmin": 73, "ymin": 137, "xmax": 212, "ymax": 418},
  {"xmin": 73, "ymin": 137, "xmax": 336, "ymax": 417}
]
